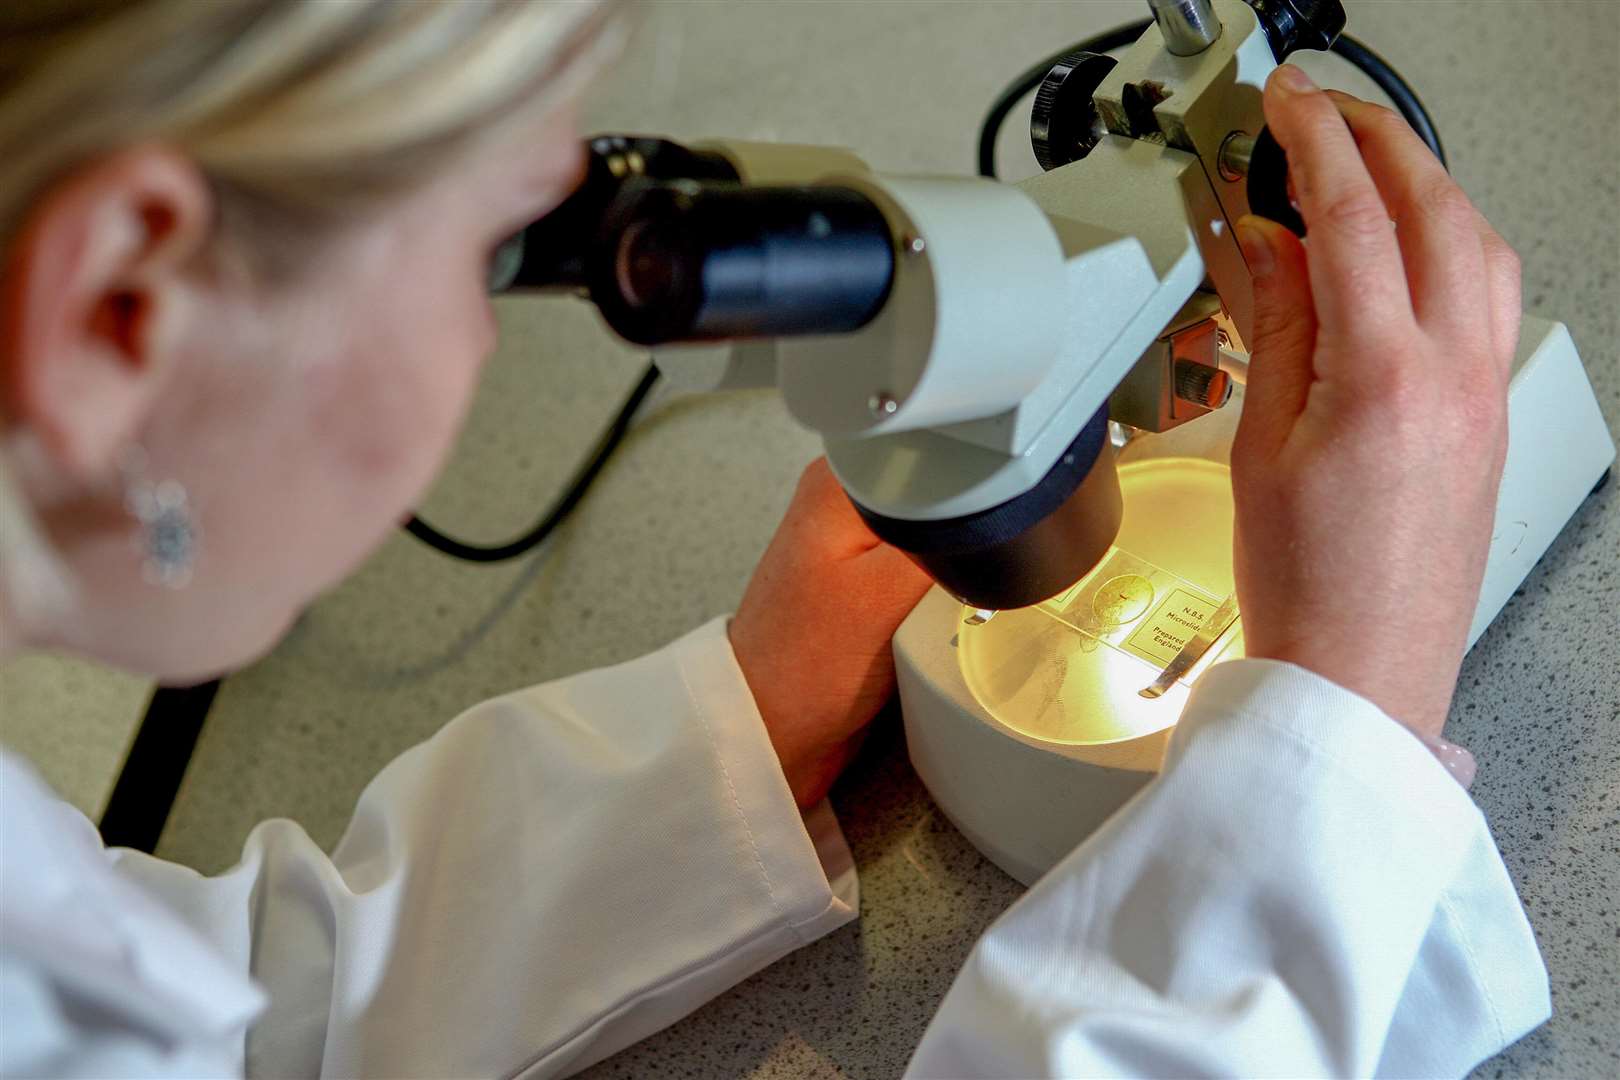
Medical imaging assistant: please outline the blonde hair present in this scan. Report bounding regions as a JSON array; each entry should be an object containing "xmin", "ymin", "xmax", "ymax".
[
  {"xmin": 0, "ymin": 0, "xmax": 625, "ymax": 628},
  {"xmin": 0, "ymin": 0, "xmax": 626, "ymax": 248}
]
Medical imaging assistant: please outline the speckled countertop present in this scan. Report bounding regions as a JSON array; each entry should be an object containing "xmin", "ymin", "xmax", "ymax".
[{"xmin": 135, "ymin": 2, "xmax": 1620, "ymax": 1076}]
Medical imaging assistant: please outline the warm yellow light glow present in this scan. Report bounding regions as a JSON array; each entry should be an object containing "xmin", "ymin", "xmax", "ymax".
[{"xmin": 959, "ymin": 457, "xmax": 1244, "ymax": 747}]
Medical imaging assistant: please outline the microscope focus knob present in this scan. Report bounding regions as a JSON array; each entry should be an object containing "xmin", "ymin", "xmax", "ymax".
[
  {"xmin": 1174, "ymin": 360, "xmax": 1233, "ymax": 410},
  {"xmin": 1246, "ymin": 0, "xmax": 1346, "ymax": 60},
  {"xmin": 1246, "ymin": 125, "xmax": 1307, "ymax": 237},
  {"xmin": 1029, "ymin": 51, "xmax": 1117, "ymax": 172}
]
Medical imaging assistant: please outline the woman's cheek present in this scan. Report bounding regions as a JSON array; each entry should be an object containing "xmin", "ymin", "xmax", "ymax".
[
  {"xmin": 417, "ymin": 289, "xmax": 497, "ymax": 458},
  {"xmin": 377, "ymin": 300, "xmax": 495, "ymax": 514},
  {"xmin": 275, "ymin": 252, "xmax": 492, "ymax": 577},
  {"xmin": 345, "ymin": 285, "xmax": 485, "ymax": 472}
]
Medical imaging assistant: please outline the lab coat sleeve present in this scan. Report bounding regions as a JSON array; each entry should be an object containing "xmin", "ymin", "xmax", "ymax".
[
  {"xmin": 108, "ymin": 616, "xmax": 858, "ymax": 1079},
  {"xmin": 907, "ymin": 658, "xmax": 1550, "ymax": 1079}
]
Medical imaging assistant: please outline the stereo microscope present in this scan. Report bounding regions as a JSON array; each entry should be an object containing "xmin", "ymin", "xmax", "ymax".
[{"xmin": 498, "ymin": 0, "xmax": 1615, "ymax": 884}]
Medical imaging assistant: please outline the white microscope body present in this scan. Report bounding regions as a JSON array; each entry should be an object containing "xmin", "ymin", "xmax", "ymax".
[
  {"xmin": 895, "ymin": 317, "xmax": 1612, "ymax": 885},
  {"xmin": 616, "ymin": 0, "xmax": 1616, "ymax": 884}
]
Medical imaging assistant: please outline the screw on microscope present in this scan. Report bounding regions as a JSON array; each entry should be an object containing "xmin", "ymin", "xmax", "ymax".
[
  {"xmin": 1218, "ymin": 131, "xmax": 1256, "ymax": 181},
  {"xmin": 1174, "ymin": 360, "xmax": 1233, "ymax": 409}
]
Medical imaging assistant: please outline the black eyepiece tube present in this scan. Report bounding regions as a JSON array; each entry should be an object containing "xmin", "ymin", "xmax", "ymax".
[
  {"xmin": 502, "ymin": 136, "xmax": 740, "ymax": 292},
  {"xmin": 587, "ymin": 182, "xmax": 896, "ymax": 346}
]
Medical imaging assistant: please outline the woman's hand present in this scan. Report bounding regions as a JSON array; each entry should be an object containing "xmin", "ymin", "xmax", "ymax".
[
  {"xmin": 730, "ymin": 458, "xmax": 933, "ymax": 808},
  {"xmin": 1231, "ymin": 66, "xmax": 1521, "ymax": 741}
]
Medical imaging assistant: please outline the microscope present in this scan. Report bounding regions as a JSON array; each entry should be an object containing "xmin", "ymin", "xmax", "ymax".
[{"xmin": 499, "ymin": 0, "xmax": 1615, "ymax": 883}]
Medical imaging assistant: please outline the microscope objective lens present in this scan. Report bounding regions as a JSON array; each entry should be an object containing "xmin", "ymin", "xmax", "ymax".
[{"xmin": 958, "ymin": 457, "xmax": 1243, "ymax": 746}]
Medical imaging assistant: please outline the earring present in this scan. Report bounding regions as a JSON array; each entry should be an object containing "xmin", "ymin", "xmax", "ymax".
[{"xmin": 120, "ymin": 447, "xmax": 197, "ymax": 589}]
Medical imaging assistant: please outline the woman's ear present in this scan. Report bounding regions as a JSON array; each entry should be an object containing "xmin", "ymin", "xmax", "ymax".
[{"xmin": 0, "ymin": 146, "xmax": 213, "ymax": 483}]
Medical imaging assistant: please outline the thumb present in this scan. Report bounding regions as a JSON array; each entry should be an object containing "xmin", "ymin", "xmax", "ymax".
[{"xmin": 1234, "ymin": 214, "xmax": 1316, "ymax": 457}]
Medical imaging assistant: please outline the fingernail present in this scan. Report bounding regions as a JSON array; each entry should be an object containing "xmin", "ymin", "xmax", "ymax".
[
  {"xmin": 1273, "ymin": 64, "xmax": 1316, "ymax": 94},
  {"xmin": 1235, "ymin": 218, "xmax": 1275, "ymax": 279}
]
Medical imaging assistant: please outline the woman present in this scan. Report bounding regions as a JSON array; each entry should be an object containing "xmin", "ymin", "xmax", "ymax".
[{"xmin": 0, "ymin": 2, "xmax": 1548, "ymax": 1077}]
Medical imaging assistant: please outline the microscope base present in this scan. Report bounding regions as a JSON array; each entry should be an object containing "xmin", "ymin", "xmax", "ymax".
[{"xmin": 893, "ymin": 315, "xmax": 1614, "ymax": 887}]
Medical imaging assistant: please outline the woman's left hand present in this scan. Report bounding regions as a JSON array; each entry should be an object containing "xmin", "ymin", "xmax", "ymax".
[{"xmin": 730, "ymin": 458, "xmax": 933, "ymax": 808}]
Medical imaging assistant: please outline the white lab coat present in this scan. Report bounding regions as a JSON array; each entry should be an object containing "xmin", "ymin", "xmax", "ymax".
[{"xmin": 0, "ymin": 617, "xmax": 1549, "ymax": 1078}]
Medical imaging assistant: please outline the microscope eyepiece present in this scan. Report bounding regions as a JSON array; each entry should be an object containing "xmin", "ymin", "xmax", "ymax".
[
  {"xmin": 613, "ymin": 217, "xmax": 691, "ymax": 314},
  {"xmin": 494, "ymin": 134, "xmax": 898, "ymax": 346},
  {"xmin": 497, "ymin": 137, "xmax": 740, "ymax": 293},
  {"xmin": 587, "ymin": 182, "xmax": 897, "ymax": 346}
]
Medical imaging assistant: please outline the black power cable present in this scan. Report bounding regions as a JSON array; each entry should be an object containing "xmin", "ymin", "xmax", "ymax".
[
  {"xmin": 977, "ymin": 20, "xmax": 1447, "ymax": 180},
  {"xmin": 404, "ymin": 362, "xmax": 661, "ymax": 562},
  {"xmin": 1328, "ymin": 34, "xmax": 1445, "ymax": 168}
]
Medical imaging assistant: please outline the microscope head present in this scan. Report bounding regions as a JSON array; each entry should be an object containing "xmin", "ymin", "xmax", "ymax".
[{"xmin": 497, "ymin": 0, "xmax": 1346, "ymax": 610}]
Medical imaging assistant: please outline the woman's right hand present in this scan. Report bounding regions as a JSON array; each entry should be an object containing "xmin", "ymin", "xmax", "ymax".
[{"xmin": 1230, "ymin": 65, "xmax": 1522, "ymax": 742}]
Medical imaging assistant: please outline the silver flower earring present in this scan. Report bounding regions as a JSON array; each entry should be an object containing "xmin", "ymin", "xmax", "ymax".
[{"xmin": 120, "ymin": 448, "xmax": 197, "ymax": 588}]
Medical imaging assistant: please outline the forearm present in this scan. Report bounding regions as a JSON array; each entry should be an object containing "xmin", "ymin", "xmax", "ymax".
[
  {"xmin": 112, "ymin": 618, "xmax": 857, "ymax": 1078},
  {"xmin": 908, "ymin": 659, "xmax": 1548, "ymax": 1078}
]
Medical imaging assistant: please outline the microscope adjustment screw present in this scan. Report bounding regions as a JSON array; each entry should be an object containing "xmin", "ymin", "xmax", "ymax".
[
  {"xmin": 1217, "ymin": 131, "xmax": 1256, "ymax": 182},
  {"xmin": 1174, "ymin": 360, "xmax": 1233, "ymax": 410}
]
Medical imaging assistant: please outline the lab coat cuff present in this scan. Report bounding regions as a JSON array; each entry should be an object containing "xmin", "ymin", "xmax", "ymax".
[
  {"xmin": 673, "ymin": 617, "xmax": 859, "ymax": 940},
  {"xmin": 1175, "ymin": 660, "xmax": 1550, "ymax": 1062},
  {"xmin": 1174, "ymin": 658, "xmax": 1481, "ymax": 833}
]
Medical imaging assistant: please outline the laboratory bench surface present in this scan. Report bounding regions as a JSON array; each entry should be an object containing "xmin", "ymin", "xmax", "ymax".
[{"xmin": 3, "ymin": 2, "xmax": 1616, "ymax": 1077}]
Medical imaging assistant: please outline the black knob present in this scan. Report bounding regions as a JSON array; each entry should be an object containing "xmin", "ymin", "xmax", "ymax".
[
  {"xmin": 1246, "ymin": 0, "xmax": 1346, "ymax": 61},
  {"xmin": 1029, "ymin": 51, "xmax": 1118, "ymax": 172},
  {"xmin": 1246, "ymin": 125, "xmax": 1306, "ymax": 236}
]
